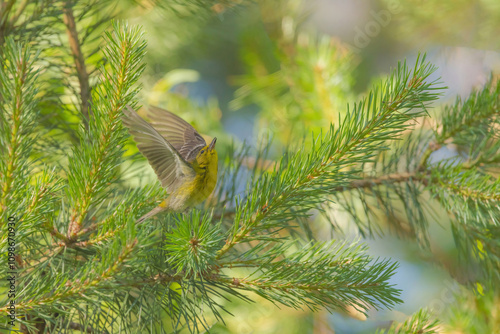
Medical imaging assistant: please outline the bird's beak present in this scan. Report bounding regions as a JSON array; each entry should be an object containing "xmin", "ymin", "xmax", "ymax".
[{"xmin": 209, "ymin": 137, "xmax": 217, "ymax": 150}]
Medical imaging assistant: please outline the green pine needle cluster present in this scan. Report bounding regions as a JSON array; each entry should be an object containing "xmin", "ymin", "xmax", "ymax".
[{"xmin": 165, "ymin": 211, "xmax": 225, "ymax": 278}]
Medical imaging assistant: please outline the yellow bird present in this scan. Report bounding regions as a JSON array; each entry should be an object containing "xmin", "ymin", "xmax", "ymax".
[{"xmin": 122, "ymin": 106, "xmax": 218, "ymax": 223}]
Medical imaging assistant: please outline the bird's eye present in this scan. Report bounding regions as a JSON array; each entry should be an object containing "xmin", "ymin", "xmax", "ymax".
[{"xmin": 200, "ymin": 150, "xmax": 205, "ymax": 154}]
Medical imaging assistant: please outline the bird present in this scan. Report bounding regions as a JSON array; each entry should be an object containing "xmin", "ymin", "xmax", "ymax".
[{"xmin": 122, "ymin": 105, "xmax": 218, "ymax": 223}]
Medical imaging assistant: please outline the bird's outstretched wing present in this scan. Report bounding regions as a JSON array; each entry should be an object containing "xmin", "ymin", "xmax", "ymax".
[
  {"xmin": 122, "ymin": 106, "xmax": 195, "ymax": 190},
  {"xmin": 147, "ymin": 106, "xmax": 207, "ymax": 162}
]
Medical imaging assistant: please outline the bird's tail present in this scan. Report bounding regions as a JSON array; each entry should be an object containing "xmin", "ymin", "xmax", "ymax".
[{"xmin": 137, "ymin": 206, "xmax": 167, "ymax": 224}]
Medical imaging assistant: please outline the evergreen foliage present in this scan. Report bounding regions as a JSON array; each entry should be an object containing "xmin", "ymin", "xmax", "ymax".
[
  {"xmin": 0, "ymin": 1, "xmax": 498, "ymax": 333},
  {"xmin": 375, "ymin": 309, "xmax": 439, "ymax": 334},
  {"xmin": 327, "ymin": 78, "xmax": 500, "ymax": 287}
]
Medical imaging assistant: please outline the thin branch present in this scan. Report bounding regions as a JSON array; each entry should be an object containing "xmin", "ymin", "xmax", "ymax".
[
  {"xmin": 73, "ymin": 225, "xmax": 126, "ymax": 247},
  {"xmin": 332, "ymin": 172, "xmax": 420, "ymax": 193},
  {"xmin": 0, "ymin": 239, "xmax": 138, "ymax": 313},
  {"xmin": 63, "ymin": 1, "xmax": 91, "ymax": 127},
  {"xmin": 216, "ymin": 276, "xmax": 381, "ymax": 292}
]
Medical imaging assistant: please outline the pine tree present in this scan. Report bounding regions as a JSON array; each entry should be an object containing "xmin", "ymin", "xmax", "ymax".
[{"xmin": 0, "ymin": 1, "xmax": 498, "ymax": 333}]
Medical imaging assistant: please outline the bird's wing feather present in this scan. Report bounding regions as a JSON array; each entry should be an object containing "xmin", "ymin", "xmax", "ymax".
[
  {"xmin": 148, "ymin": 106, "xmax": 207, "ymax": 162},
  {"xmin": 122, "ymin": 106, "xmax": 195, "ymax": 190}
]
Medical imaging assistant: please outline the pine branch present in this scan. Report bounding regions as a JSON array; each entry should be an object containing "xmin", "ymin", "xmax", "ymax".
[
  {"xmin": 328, "ymin": 91, "xmax": 500, "ymax": 277},
  {"xmin": 435, "ymin": 78, "xmax": 500, "ymax": 169},
  {"xmin": 325, "ymin": 128, "xmax": 435, "ymax": 240},
  {"xmin": 217, "ymin": 54, "xmax": 444, "ymax": 259},
  {"xmin": 430, "ymin": 164, "xmax": 500, "ymax": 202},
  {"xmin": 0, "ymin": 238, "xmax": 138, "ymax": 314},
  {"xmin": 154, "ymin": 210, "xmax": 402, "ymax": 324},
  {"xmin": 165, "ymin": 211, "xmax": 225, "ymax": 278},
  {"xmin": 66, "ymin": 21, "xmax": 146, "ymax": 237},
  {"xmin": 332, "ymin": 171, "xmax": 419, "ymax": 192},
  {"xmin": 215, "ymin": 240, "xmax": 402, "ymax": 314},
  {"xmin": 437, "ymin": 78, "xmax": 500, "ymax": 145},
  {"xmin": 426, "ymin": 162, "xmax": 500, "ymax": 283},
  {"xmin": 0, "ymin": 22, "xmax": 148, "ymax": 332},
  {"xmin": 0, "ymin": 38, "xmax": 40, "ymax": 219},
  {"xmin": 69, "ymin": 185, "xmax": 164, "ymax": 247}
]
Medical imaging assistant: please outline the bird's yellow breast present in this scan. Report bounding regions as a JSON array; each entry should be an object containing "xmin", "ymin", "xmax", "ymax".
[
  {"xmin": 164, "ymin": 151, "xmax": 218, "ymax": 211},
  {"xmin": 189, "ymin": 165, "xmax": 218, "ymax": 204}
]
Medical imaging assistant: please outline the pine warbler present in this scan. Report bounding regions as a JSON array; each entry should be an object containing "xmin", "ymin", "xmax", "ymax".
[{"xmin": 122, "ymin": 106, "xmax": 218, "ymax": 223}]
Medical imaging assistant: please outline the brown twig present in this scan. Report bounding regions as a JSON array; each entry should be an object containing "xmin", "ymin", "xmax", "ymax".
[
  {"xmin": 217, "ymin": 276, "xmax": 380, "ymax": 292},
  {"xmin": 1, "ymin": 239, "xmax": 138, "ymax": 314},
  {"xmin": 331, "ymin": 171, "xmax": 423, "ymax": 193},
  {"xmin": 63, "ymin": 1, "xmax": 91, "ymax": 127}
]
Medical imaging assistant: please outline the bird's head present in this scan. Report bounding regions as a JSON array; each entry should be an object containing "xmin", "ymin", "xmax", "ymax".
[{"xmin": 195, "ymin": 137, "xmax": 217, "ymax": 168}]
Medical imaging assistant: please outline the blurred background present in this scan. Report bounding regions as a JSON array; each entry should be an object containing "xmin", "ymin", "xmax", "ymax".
[{"xmin": 32, "ymin": 0, "xmax": 500, "ymax": 332}]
